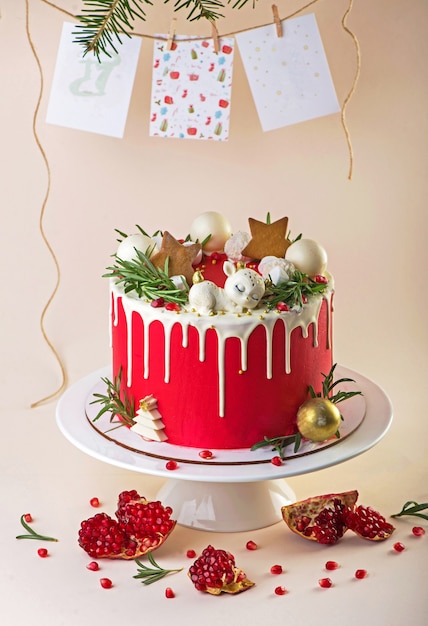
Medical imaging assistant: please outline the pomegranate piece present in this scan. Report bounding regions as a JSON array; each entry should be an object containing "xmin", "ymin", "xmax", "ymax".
[
  {"xmin": 78, "ymin": 491, "xmax": 176, "ymax": 560},
  {"xmin": 188, "ymin": 545, "xmax": 255, "ymax": 595},
  {"xmin": 281, "ymin": 490, "xmax": 359, "ymax": 545},
  {"xmin": 344, "ymin": 505, "xmax": 395, "ymax": 541}
]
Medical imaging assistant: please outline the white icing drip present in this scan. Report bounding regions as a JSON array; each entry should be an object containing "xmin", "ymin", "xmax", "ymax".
[{"xmin": 110, "ymin": 279, "xmax": 333, "ymax": 414}]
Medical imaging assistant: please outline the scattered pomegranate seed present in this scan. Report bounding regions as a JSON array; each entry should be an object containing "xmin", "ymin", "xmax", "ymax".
[
  {"xmin": 165, "ymin": 587, "xmax": 175, "ymax": 598},
  {"xmin": 37, "ymin": 548, "xmax": 48, "ymax": 558},
  {"xmin": 165, "ymin": 302, "xmax": 180, "ymax": 312},
  {"xmin": 355, "ymin": 569, "xmax": 368, "ymax": 579},
  {"xmin": 100, "ymin": 578, "xmax": 113, "ymax": 589},
  {"xmin": 151, "ymin": 298, "xmax": 165, "ymax": 308},
  {"xmin": 318, "ymin": 577, "xmax": 333, "ymax": 588},
  {"xmin": 165, "ymin": 460, "xmax": 178, "ymax": 470},
  {"xmin": 86, "ymin": 561, "xmax": 99, "ymax": 571},
  {"xmin": 246, "ymin": 540, "xmax": 257, "ymax": 551},
  {"xmin": 325, "ymin": 561, "xmax": 339, "ymax": 571},
  {"xmin": 271, "ymin": 456, "xmax": 283, "ymax": 466},
  {"xmin": 276, "ymin": 302, "xmax": 289, "ymax": 312},
  {"xmin": 270, "ymin": 564, "xmax": 283, "ymax": 575},
  {"xmin": 412, "ymin": 526, "xmax": 426, "ymax": 537},
  {"xmin": 90, "ymin": 497, "xmax": 100, "ymax": 508},
  {"xmin": 393, "ymin": 542, "xmax": 406, "ymax": 552},
  {"xmin": 23, "ymin": 513, "xmax": 33, "ymax": 523},
  {"xmin": 198, "ymin": 449, "xmax": 214, "ymax": 459},
  {"xmin": 186, "ymin": 549, "xmax": 197, "ymax": 559},
  {"xmin": 274, "ymin": 586, "xmax": 288, "ymax": 595}
]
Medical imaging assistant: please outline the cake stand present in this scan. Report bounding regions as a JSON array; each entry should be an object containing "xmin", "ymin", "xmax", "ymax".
[{"xmin": 56, "ymin": 365, "xmax": 393, "ymax": 532}]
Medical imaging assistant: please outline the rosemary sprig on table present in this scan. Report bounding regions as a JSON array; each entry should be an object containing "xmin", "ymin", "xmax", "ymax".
[
  {"xmin": 104, "ymin": 249, "xmax": 189, "ymax": 304},
  {"xmin": 133, "ymin": 552, "xmax": 183, "ymax": 585},
  {"xmin": 90, "ymin": 368, "xmax": 135, "ymax": 427},
  {"xmin": 263, "ymin": 269, "xmax": 328, "ymax": 310},
  {"xmin": 16, "ymin": 515, "xmax": 58, "ymax": 542},
  {"xmin": 391, "ymin": 501, "xmax": 428, "ymax": 521}
]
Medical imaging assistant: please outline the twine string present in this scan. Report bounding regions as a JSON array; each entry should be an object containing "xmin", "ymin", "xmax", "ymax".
[{"xmin": 26, "ymin": 0, "xmax": 67, "ymax": 408}]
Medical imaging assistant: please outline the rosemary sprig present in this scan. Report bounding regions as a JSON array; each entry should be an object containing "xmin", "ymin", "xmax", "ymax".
[
  {"xmin": 133, "ymin": 552, "xmax": 183, "ymax": 585},
  {"xmin": 263, "ymin": 269, "xmax": 328, "ymax": 310},
  {"xmin": 251, "ymin": 433, "xmax": 302, "ymax": 458},
  {"xmin": 391, "ymin": 501, "xmax": 428, "ymax": 521},
  {"xmin": 90, "ymin": 368, "xmax": 135, "ymax": 426},
  {"xmin": 308, "ymin": 363, "xmax": 363, "ymax": 418},
  {"xmin": 104, "ymin": 249, "xmax": 189, "ymax": 304},
  {"xmin": 16, "ymin": 515, "xmax": 58, "ymax": 542}
]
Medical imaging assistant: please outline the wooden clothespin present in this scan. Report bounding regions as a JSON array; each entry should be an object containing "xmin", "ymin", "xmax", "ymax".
[
  {"xmin": 211, "ymin": 20, "xmax": 220, "ymax": 54},
  {"xmin": 272, "ymin": 4, "xmax": 282, "ymax": 38},
  {"xmin": 166, "ymin": 18, "xmax": 177, "ymax": 51}
]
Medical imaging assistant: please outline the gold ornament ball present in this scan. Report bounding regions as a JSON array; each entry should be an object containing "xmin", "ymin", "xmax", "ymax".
[{"xmin": 297, "ymin": 398, "xmax": 341, "ymax": 442}]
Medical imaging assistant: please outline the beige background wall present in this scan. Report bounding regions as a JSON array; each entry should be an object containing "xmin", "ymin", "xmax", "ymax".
[{"xmin": 1, "ymin": 0, "xmax": 427, "ymax": 482}]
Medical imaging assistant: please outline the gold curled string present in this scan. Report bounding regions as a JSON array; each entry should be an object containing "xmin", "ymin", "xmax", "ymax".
[
  {"xmin": 28, "ymin": 0, "xmax": 360, "ymax": 406},
  {"xmin": 26, "ymin": 0, "xmax": 67, "ymax": 408}
]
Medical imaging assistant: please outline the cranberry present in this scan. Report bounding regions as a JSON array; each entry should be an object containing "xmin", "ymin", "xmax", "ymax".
[
  {"xmin": 246, "ymin": 540, "xmax": 257, "ymax": 551},
  {"xmin": 90, "ymin": 497, "xmax": 100, "ymax": 508},
  {"xmin": 274, "ymin": 586, "xmax": 288, "ymax": 595},
  {"xmin": 165, "ymin": 460, "xmax": 178, "ymax": 470},
  {"xmin": 165, "ymin": 587, "xmax": 175, "ymax": 598},
  {"xmin": 393, "ymin": 542, "xmax": 405, "ymax": 552},
  {"xmin": 86, "ymin": 561, "xmax": 99, "ymax": 571},
  {"xmin": 37, "ymin": 548, "xmax": 48, "ymax": 558},
  {"xmin": 24, "ymin": 513, "xmax": 33, "ymax": 523},
  {"xmin": 325, "ymin": 561, "xmax": 339, "ymax": 571},
  {"xmin": 199, "ymin": 449, "xmax": 214, "ymax": 459},
  {"xmin": 318, "ymin": 578, "xmax": 333, "ymax": 588},
  {"xmin": 412, "ymin": 526, "xmax": 426, "ymax": 537},
  {"xmin": 270, "ymin": 564, "xmax": 283, "ymax": 575},
  {"xmin": 186, "ymin": 549, "xmax": 197, "ymax": 558},
  {"xmin": 271, "ymin": 456, "xmax": 283, "ymax": 466},
  {"xmin": 100, "ymin": 578, "xmax": 113, "ymax": 589},
  {"xmin": 355, "ymin": 569, "xmax": 368, "ymax": 579}
]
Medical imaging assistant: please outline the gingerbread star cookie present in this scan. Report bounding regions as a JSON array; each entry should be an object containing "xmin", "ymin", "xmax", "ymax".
[
  {"xmin": 150, "ymin": 231, "xmax": 201, "ymax": 286},
  {"xmin": 241, "ymin": 216, "xmax": 291, "ymax": 260}
]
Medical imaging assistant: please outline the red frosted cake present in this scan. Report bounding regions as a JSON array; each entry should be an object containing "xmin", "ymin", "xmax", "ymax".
[{"xmin": 106, "ymin": 213, "xmax": 333, "ymax": 450}]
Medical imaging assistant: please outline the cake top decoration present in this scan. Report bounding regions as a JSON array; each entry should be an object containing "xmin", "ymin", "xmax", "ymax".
[{"xmin": 241, "ymin": 216, "xmax": 291, "ymax": 260}]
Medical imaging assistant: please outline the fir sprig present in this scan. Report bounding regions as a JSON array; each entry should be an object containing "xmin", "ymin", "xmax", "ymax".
[
  {"xmin": 133, "ymin": 552, "xmax": 183, "ymax": 585},
  {"xmin": 75, "ymin": 0, "xmax": 255, "ymax": 58},
  {"xmin": 90, "ymin": 368, "xmax": 135, "ymax": 427},
  {"xmin": 263, "ymin": 269, "xmax": 328, "ymax": 310},
  {"xmin": 16, "ymin": 515, "xmax": 58, "ymax": 542},
  {"xmin": 105, "ymin": 249, "xmax": 189, "ymax": 304},
  {"xmin": 391, "ymin": 501, "xmax": 428, "ymax": 521}
]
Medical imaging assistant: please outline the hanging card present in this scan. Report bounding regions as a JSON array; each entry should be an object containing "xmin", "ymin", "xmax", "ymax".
[
  {"xmin": 236, "ymin": 13, "xmax": 340, "ymax": 131},
  {"xmin": 46, "ymin": 22, "xmax": 141, "ymax": 138},
  {"xmin": 149, "ymin": 36, "xmax": 234, "ymax": 140}
]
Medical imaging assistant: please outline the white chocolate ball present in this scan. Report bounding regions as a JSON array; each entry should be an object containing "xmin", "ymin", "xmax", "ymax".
[
  {"xmin": 190, "ymin": 211, "xmax": 232, "ymax": 253},
  {"xmin": 116, "ymin": 233, "xmax": 158, "ymax": 262},
  {"xmin": 285, "ymin": 239, "xmax": 327, "ymax": 277}
]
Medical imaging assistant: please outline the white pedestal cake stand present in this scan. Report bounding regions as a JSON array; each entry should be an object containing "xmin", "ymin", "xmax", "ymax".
[{"xmin": 56, "ymin": 366, "xmax": 393, "ymax": 532}]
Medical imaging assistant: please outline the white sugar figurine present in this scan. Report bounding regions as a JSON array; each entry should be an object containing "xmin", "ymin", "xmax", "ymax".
[{"xmin": 130, "ymin": 395, "xmax": 167, "ymax": 442}]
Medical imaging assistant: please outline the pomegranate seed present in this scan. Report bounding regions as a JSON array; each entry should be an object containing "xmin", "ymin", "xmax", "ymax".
[
  {"xmin": 165, "ymin": 302, "xmax": 180, "ymax": 312},
  {"xmin": 24, "ymin": 513, "xmax": 33, "ymax": 523},
  {"xmin": 276, "ymin": 302, "xmax": 289, "ymax": 312},
  {"xmin": 325, "ymin": 561, "xmax": 339, "ymax": 571},
  {"xmin": 318, "ymin": 577, "xmax": 333, "ymax": 588},
  {"xmin": 186, "ymin": 549, "xmax": 197, "ymax": 558},
  {"xmin": 90, "ymin": 497, "xmax": 100, "ymax": 508},
  {"xmin": 393, "ymin": 542, "xmax": 406, "ymax": 552},
  {"xmin": 314, "ymin": 275, "xmax": 328, "ymax": 284},
  {"xmin": 271, "ymin": 456, "xmax": 283, "ymax": 466},
  {"xmin": 86, "ymin": 561, "xmax": 99, "ymax": 571},
  {"xmin": 165, "ymin": 587, "xmax": 175, "ymax": 598},
  {"xmin": 274, "ymin": 586, "xmax": 287, "ymax": 595},
  {"xmin": 151, "ymin": 298, "xmax": 165, "ymax": 308},
  {"xmin": 355, "ymin": 569, "xmax": 368, "ymax": 579},
  {"xmin": 165, "ymin": 460, "xmax": 178, "ymax": 470},
  {"xmin": 37, "ymin": 548, "xmax": 48, "ymax": 558},
  {"xmin": 270, "ymin": 564, "xmax": 283, "ymax": 575},
  {"xmin": 246, "ymin": 540, "xmax": 257, "ymax": 551},
  {"xmin": 100, "ymin": 578, "xmax": 113, "ymax": 589},
  {"xmin": 412, "ymin": 526, "xmax": 426, "ymax": 537},
  {"xmin": 199, "ymin": 449, "xmax": 214, "ymax": 459}
]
